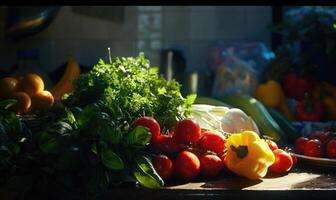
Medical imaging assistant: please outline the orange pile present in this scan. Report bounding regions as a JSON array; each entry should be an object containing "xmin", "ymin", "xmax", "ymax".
[{"xmin": 0, "ymin": 73, "xmax": 54, "ymax": 114}]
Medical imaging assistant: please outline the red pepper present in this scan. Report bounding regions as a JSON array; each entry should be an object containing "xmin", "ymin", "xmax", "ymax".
[
  {"xmin": 295, "ymin": 94, "xmax": 324, "ymax": 121},
  {"xmin": 283, "ymin": 73, "xmax": 315, "ymax": 101}
]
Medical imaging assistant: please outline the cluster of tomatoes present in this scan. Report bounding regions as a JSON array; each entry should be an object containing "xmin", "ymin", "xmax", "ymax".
[
  {"xmin": 132, "ymin": 116, "xmax": 297, "ymax": 182},
  {"xmin": 295, "ymin": 130, "xmax": 336, "ymax": 159},
  {"xmin": 132, "ymin": 117, "xmax": 226, "ymax": 181}
]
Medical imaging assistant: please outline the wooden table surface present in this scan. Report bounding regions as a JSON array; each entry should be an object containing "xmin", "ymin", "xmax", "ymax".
[{"xmin": 107, "ymin": 164, "xmax": 336, "ymax": 200}]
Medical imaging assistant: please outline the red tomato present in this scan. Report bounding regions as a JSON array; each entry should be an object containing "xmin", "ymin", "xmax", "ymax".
[
  {"xmin": 174, "ymin": 151, "xmax": 200, "ymax": 180},
  {"xmin": 199, "ymin": 130, "xmax": 226, "ymax": 156},
  {"xmin": 326, "ymin": 139, "xmax": 336, "ymax": 159},
  {"xmin": 270, "ymin": 149, "xmax": 293, "ymax": 174},
  {"xmin": 266, "ymin": 140, "xmax": 279, "ymax": 152},
  {"xmin": 173, "ymin": 119, "xmax": 201, "ymax": 144},
  {"xmin": 199, "ymin": 154, "xmax": 223, "ymax": 177},
  {"xmin": 304, "ymin": 139, "xmax": 324, "ymax": 157},
  {"xmin": 309, "ymin": 131, "xmax": 332, "ymax": 144},
  {"xmin": 132, "ymin": 116, "xmax": 160, "ymax": 144},
  {"xmin": 152, "ymin": 154, "xmax": 174, "ymax": 180},
  {"xmin": 295, "ymin": 137, "xmax": 309, "ymax": 154},
  {"xmin": 154, "ymin": 134, "xmax": 185, "ymax": 154}
]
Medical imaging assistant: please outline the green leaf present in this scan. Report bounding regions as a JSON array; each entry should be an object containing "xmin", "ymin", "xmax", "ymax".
[
  {"xmin": 0, "ymin": 99, "xmax": 17, "ymax": 110},
  {"xmin": 98, "ymin": 121, "xmax": 122, "ymax": 145},
  {"xmin": 126, "ymin": 126, "xmax": 151, "ymax": 148},
  {"xmin": 101, "ymin": 147, "xmax": 124, "ymax": 170},
  {"xmin": 2, "ymin": 111, "xmax": 22, "ymax": 140},
  {"xmin": 133, "ymin": 155, "xmax": 164, "ymax": 189},
  {"xmin": 77, "ymin": 103, "xmax": 101, "ymax": 127},
  {"xmin": 65, "ymin": 107, "xmax": 77, "ymax": 128},
  {"xmin": 39, "ymin": 122, "xmax": 72, "ymax": 154}
]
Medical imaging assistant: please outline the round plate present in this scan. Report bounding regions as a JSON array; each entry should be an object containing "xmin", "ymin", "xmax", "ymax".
[{"xmin": 292, "ymin": 153, "xmax": 336, "ymax": 167}]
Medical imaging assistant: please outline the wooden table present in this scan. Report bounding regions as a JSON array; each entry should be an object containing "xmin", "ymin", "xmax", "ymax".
[{"xmin": 107, "ymin": 165, "xmax": 336, "ymax": 200}]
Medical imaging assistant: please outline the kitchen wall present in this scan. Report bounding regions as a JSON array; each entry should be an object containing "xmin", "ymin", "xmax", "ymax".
[{"xmin": 0, "ymin": 6, "xmax": 272, "ymax": 76}]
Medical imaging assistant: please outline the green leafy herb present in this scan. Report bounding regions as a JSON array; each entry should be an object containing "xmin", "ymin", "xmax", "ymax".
[
  {"xmin": 133, "ymin": 155, "xmax": 164, "ymax": 189},
  {"xmin": 64, "ymin": 53, "xmax": 196, "ymax": 128}
]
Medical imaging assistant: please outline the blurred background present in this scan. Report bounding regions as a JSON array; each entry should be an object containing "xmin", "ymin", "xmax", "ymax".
[{"xmin": 0, "ymin": 6, "xmax": 335, "ymax": 98}]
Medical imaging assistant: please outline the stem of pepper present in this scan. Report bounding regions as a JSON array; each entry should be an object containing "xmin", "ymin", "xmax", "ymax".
[{"xmin": 230, "ymin": 145, "xmax": 248, "ymax": 159}]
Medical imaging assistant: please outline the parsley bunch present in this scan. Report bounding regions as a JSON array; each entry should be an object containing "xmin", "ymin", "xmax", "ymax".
[{"xmin": 63, "ymin": 53, "xmax": 196, "ymax": 128}]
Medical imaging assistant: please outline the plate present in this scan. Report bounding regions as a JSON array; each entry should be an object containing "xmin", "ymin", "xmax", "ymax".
[{"xmin": 291, "ymin": 153, "xmax": 336, "ymax": 168}]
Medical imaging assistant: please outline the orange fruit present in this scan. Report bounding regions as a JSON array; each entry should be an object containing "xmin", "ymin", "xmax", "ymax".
[
  {"xmin": 0, "ymin": 77, "xmax": 18, "ymax": 99},
  {"xmin": 18, "ymin": 73, "xmax": 44, "ymax": 96},
  {"xmin": 12, "ymin": 92, "xmax": 31, "ymax": 115},
  {"xmin": 31, "ymin": 90, "xmax": 54, "ymax": 111}
]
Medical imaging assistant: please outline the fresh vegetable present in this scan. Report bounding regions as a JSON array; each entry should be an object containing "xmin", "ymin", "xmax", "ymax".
[
  {"xmin": 267, "ymin": 107, "xmax": 300, "ymax": 144},
  {"xmin": 270, "ymin": 149, "xmax": 293, "ymax": 174},
  {"xmin": 191, "ymin": 104, "xmax": 259, "ymax": 134},
  {"xmin": 174, "ymin": 151, "xmax": 200, "ymax": 180},
  {"xmin": 304, "ymin": 139, "xmax": 324, "ymax": 157},
  {"xmin": 309, "ymin": 130, "xmax": 333, "ymax": 144},
  {"xmin": 51, "ymin": 56, "xmax": 81, "ymax": 100},
  {"xmin": 220, "ymin": 108, "xmax": 260, "ymax": 135},
  {"xmin": 321, "ymin": 97, "xmax": 336, "ymax": 120},
  {"xmin": 255, "ymin": 80, "xmax": 293, "ymax": 120},
  {"xmin": 295, "ymin": 136, "xmax": 309, "ymax": 154},
  {"xmin": 199, "ymin": 130, "xmax": 225, "ymax": 156},
  {"xmin": 63, "ymin": 53, "xmax": 196, "ymax": 129},
  {"xmin": 295, "ymin": 95, "xmax": 324, "ymax": 121},
  {"xmin": 199, "ymin": 154, "xmax": 223, "ymax": 177},
  {"xmin": 132, "ymin": 116, "xmax": 161, "ymax": 144},
  {"xmin": 266, "ymin": 139, "xmax": 279, "ymax": 152},
  {"xmin": 222, "ymin": 94, "xmax": 288, "ymax": 146},
  {"xmin": 283, "ymin": 72, "xmax": 315, "ymax": 101},
  {"xmin": 173, "ymin": 119, "xmax": 201, "ymax": 144},
  {"xmin": 224, "ymin": 131, "xmax": 275, "ymax": 180},
  {"xmin": 154, "ymin": 134, "xmax": 184, "ymax": 154},
  {"xmin": 152, "ymin": 154, "xmax": 174, "ymax": 180},
  {"xmin": 326, "ymin": 139, "xmax": 336, "ymax": 159}
]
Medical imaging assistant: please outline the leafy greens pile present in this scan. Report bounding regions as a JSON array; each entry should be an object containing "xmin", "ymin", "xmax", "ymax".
[
  {"xmin": 0, "ymin": 53, "xmax": 196, "ymax": 199},
  {"xmin": 64, "ymin": 52, "xmax": 196, "ymax": 128}
]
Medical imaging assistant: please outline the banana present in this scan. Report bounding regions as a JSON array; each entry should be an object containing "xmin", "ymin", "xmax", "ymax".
[{"xmin": 51, "ymin": 56, "xmax": 80, "ymax": 100}]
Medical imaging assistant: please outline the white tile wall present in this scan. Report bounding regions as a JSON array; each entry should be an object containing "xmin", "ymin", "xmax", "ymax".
[{"xmin": 0, "ymin": 6, "xmax": 272, "ymax": 75}]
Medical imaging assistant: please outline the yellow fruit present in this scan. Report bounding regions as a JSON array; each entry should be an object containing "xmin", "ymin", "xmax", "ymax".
[
  {"xmin": 51, "ymin": 56, "xmax": 80, "ymax": 99},
  {"xmin": 18, "ymin": 73, "xmax": 44, "ymax": 96},
  {"xmin": 31, "ymin": 90, "xmax": 54, "ymax": 111},
  {"xmin": 12, "ymin": 92, "xmax": 31, "ymax": 115},
  {"xmin": 0, "ymin": 77, "xmax": 18, "ymax": 99}
]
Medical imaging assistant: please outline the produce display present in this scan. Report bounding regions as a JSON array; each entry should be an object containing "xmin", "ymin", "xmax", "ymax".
[{"xmin": 0, "ymin": 53, "xmax": 326, "ymax": 200}]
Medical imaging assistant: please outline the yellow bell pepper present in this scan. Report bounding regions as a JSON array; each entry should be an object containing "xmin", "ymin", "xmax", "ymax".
[
  {"xmin": 255, "ymin": 80, "xmax": 294, "ymax": 121},
  {"xmin": 224, "ymin": 131, "xmax": 275, "ymax": 180}
]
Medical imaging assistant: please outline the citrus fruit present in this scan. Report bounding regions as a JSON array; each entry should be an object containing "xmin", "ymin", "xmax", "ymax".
[
  {"xmin": 31, "ymin": 90, "xmax": 54, "ymax": 111},
  {"xmin": 12, "ymin": 92, "xmax": 31, "ymax": 114},
  {"xmin": 0, "ymin": 77, "xmax": 18, "ymax": 99},
  {"xmin": 18, "ymin": 73, "xmax": 44, "ymax": 96}
]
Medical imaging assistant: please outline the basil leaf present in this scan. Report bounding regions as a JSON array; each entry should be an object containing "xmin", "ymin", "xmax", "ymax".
[
  {"xmin": 126, "ymin": 126, "xmax": 151, "ymax": 148},
  {"xmin": 133, "ymin": 155, "xmax": 164, "ymax": 189},
  {"xmin": 101, "ymin": 147, "xmax": 124, "ymax": 170}
]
